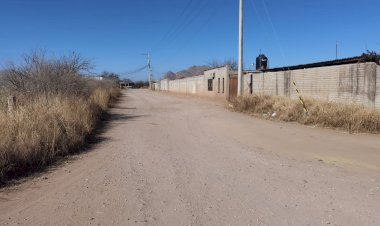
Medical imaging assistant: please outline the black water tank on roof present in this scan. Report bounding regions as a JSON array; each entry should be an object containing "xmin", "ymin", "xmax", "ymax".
[{"xmin": 256, "ymin": 54, "xmax": 268, "ymax": 70}]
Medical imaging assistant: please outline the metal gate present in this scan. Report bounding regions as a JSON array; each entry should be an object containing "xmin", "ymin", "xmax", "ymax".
[{"xmin": 229, "ymin": 75, "xmax": 238, "ymax": 100}]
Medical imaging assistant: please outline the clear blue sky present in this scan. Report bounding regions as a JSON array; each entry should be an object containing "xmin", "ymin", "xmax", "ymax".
[{"xmin": 0, "ymin": 0, "xmax": 379, "ymax": 80}]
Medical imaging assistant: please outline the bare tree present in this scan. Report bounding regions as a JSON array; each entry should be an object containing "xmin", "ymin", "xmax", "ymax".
[
  {"xmin": 207, "ymin": 59, "xmax": 222, "ymax": 68},
  {"xmin": 223, "ymin": 58, "xmax": 238, "ymax": 71},
  {"xmin": 362, "ymin": 50, "xmax": 380, "ymax": 64},
  {"xmin": 163, "ymin": 66, "xmax": 210, "ymax": 80},
  {"xmin": 2, "ymin": 50, "xmax": 93, "ymax": 98},
  {"xmin": 163, "ymin": 71, "xmax": 176, "ymax": 80},
  {"xmin": 207, "ymin": 58, "xmax": 239, "ymax": 70}
]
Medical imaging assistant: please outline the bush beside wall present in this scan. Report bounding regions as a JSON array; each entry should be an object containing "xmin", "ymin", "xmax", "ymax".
[{"xmin": 232, "ymin": 95, "xmax": 380, "ymax": 134}]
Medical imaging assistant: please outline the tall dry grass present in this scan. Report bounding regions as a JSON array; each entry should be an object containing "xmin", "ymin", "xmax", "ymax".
[
  {"xmin": 232, "ymin": 95, "xmax": 380, "ymax": 134},
  {"xmin": 0, "ymin": 85, "xmax": 120, "ymax": 184},
  {"xmin": 0, "ymin": 52, "xmax": 121, "ymax": 184}
]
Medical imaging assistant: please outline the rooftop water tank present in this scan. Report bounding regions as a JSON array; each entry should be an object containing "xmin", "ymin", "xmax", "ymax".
[{"xmin": 256, "ymin": 54, "xmax": 268, "ymax": 70}]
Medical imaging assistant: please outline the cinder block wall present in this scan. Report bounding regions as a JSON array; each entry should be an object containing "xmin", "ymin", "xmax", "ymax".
[
  {"xmin": 155, "ymin": 63, "xmax": 379, "ymax": 108},
  {"xmin": 156, "ymin": 65, "xmax": 230, "ymax": 99},
  {"xmin": 244, "ymin": 62, "xmax": 379, "ymax": 108}
]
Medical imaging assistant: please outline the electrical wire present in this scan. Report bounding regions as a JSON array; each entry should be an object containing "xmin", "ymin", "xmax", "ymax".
[
  {"xmin": 119, "ymin": 64, "xmax": 149, "ymax": 79},
  {"xmin": 259, "ymin": 0, "xmax": 308, "ymax": 113},
  {"xmin": 170, "ymin": 0, "xmax": 217, "ymax": 57},
  {"xmin": 260, "ymin": 0, "xmax": 287, "ymax": 63},
  {"xmin": 249, "ymin": 0, "xmax": 273, "ymax": 50},
  {"xmin": 150, "ymin": 0, "xmax": 195, "ymax": 53},
  {"xmin": 163, "ymin": 1, "xmax": 206, "ymax": 46},
  {"xmin": 151, "ymin": 0, "xmax": 210, "ymax": 54}
]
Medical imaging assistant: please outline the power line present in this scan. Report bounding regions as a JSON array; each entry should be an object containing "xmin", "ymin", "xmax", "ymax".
[
  {"xmin": 169, "ymin": 0, "xmax": 215, "ymax": 57},
  {"xmin": 260, "ymin": 0, "xmax": 287, "ymax": 63},
  {"xmin": 163, "ymin": 1, "xmax": 205, "ymax": 45},
  {"xmin": 249, "ymin": 0, "xmax": 273, "ymax": 52},
  {"xmin": 119, "ymin": 64, "xmax": 149, "ymax": 79},
  {"xmin": 151, "ymin": 0, "xmax": 195, "ymax": 53},
  {"xmin": 151, "ymin": 0, "xmax": 208, "ymax": 53},
  {"xmin": 259, "ymin": 0, "xmax": 308, "ymax": 114}
]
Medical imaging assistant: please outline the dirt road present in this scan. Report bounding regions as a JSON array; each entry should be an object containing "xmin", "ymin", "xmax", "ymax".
[{"xmin": 1, "ymin": 89, "xmax": 379, "ymax": 225}]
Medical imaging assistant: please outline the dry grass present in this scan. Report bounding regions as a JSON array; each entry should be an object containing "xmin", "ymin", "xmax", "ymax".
[
  {"xmin": 232, "ymin": 95, "xmax": 380, "ymax": 134},
  {"xmin": 0, "ymin": 86, "xmax": 120, "ymax": 184},
  {"xmin": 0, "ymin": 51, "xmax": 121, "ymax": 184}
]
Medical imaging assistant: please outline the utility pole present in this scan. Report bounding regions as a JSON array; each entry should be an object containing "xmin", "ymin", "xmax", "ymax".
[
  {"xmin": 237, "ymin": 0, "xmax": 244, "ymax": 96},
  {"xmin": 146, "ymin": 53, "xmax": 152, "ymax": 89}
]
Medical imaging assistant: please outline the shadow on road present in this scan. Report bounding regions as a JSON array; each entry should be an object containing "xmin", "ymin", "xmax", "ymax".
[
  {"xmin": 86, "ymin": 111, "xmax": 147, "ymax": 146},
  {"xmin": 0, "ymin": 108, "xmax": 146, "ymax": 189}
]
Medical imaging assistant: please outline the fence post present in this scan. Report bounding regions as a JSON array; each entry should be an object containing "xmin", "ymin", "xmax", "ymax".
[{"xmin": 7, "ymin": 95, "xmax": 16, "ymax": 114}]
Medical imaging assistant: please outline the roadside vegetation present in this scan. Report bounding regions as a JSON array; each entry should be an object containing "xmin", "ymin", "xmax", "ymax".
[
  {"xmin": 0, "ymin": 51, "xmax": 120, "ymax": 184},
  {"xmin": 232, "ymin": 95, "xmax": 380, "ymax": 134},
  {"xmin": 163, "ymin": 58, "xmax": 238, "ymax": 81}
]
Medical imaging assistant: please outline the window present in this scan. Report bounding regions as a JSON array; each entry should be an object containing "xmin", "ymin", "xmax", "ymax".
[
  {"xmin": 218, "ymin": 78, "xmax": 220, "ymax": 93},
  {"xmin": 208, "ymin": 79, "xmax": 213, "ymax": 91},
  {"xmin": 222, "ymin": 78, "xmax": 225, "ymax": 93}
]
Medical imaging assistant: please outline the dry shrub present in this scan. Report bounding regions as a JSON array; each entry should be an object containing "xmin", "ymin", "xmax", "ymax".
[
  {"xmin": 232, "ymin": 95, "xmax": 380, "ymax": 134},
  {"xmin": 0, "ymin": 95, "xmax": 95, "ymax": 182},
  {"xmin": 89, "ymin": 80, "xmax": 121, "ymax": 111},
  {"xmin": 0, "ymin": 89, "xmax": 8, "ymax": 112},
  {"xmin": 0, "ymin": 51, "xmax": 121, "ymax": 184}
]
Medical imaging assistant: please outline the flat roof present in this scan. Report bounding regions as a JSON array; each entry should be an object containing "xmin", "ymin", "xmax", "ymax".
[{"xmin": 261, "ymin": 55, "xmax": 380, "ymax": 72}]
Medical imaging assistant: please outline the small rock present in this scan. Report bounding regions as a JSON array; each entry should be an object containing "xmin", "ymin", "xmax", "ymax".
[
  {"xmin": 271, "ymin": 112, "xmax": 277, "ymax": 117},
  {"xmin": 42, "ymin": 176, "xmax": 48, "ymax": 180}
]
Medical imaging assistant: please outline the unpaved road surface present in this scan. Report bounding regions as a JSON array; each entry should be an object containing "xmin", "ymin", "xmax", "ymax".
[{"xmin": 1, "ymin": 89, "xmax": 380, "ymax": 226}]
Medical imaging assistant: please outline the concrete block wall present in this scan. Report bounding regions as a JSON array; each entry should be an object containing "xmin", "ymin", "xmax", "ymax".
[
  {"xmin": 159, "ymin": 79, "xmax": 169, "ymax": 91},
  {"xmin": 244, "ymin": 62, "xmax": 379, "ymax": 108},
  {"xmin": 155, "ymin": 63, "xmax": 379, "ymax": 108},
  {"xmin": 243, "ymin": 71, "xmax": 287, "ymax": 96},
  {"xmin": 155, "ymin": 65, "xmax": 230, "ymax": 99}
]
